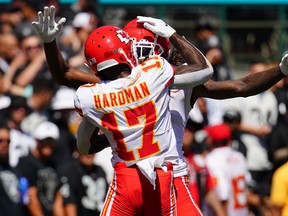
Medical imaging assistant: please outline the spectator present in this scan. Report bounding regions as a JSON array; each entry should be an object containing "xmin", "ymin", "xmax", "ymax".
[
  {"xmin": 3, "ymin": 34, "xmax": 49, "ymax": 97},
  {"xmin": 12, "ymin": 0, "xmax": 42, "ymax": 41},
  {"xmin": 0, "ymin": 123, "xmax": 23, "ymax": 216},
  {"xmin": 16, "ymin": 121, "xmax": 63, "ymax": 216},
  {"xmin": 0, "ymin": 70, "xmax": 10, "ymax": 111},
  {"xmin": 58, "ymin": 151, "xmax": 108, "ymax": 216},
  {"xmin": 273, "ymin": 76, "xmax": 288, "ymax": 123},
  {"xmin": 20, "ymin": 78, "xmax": 57, "ymax": 135},
  {"xmin": 270, "ymin": 159, "xmax": 288, "ymax": 216},
  {"xmin": 268, "ymin": 98, "xmax": 288, "ymax": 171},
  {"xmin": 60, "ymin": 0, "xmax": 101, "ymax": 23},
  {"xmin": 1, "ymin": 96, "xmax": 36, "ymax": 167},
  {"xmin": 0, "ymin": 5, "xmax": 24, "ymax": 34},
  {"xmin": 221, "ymin": 61, "xmax": 278, "ymax": 215},
  {"xmin": 49, "ymin": 86, "xmax": 78, "ymax": 167},
  {"xmin": 0, "ymin": 33, "xmax": 19, "ymax": 74},
  {"xmin": 183, "ymin": 119, "xmax": 225, "ymax": 216},
  {"xmin": 205, "ymin": 123, "xmax": 251, "ymax": 216},
  {"xmin": 61, "ymin": 12, "xmax": 100, "ymax": 71},
  {"xmin": 222, "ymin": 109, "xmax": 247, "ymax": 157},
  {"xmin": 194, "ymin": 20, "xmax": 234, "ymax": 81},
  {"xmin": 12, "ymin": 34, "xmax": 48, "ymax": 88}
]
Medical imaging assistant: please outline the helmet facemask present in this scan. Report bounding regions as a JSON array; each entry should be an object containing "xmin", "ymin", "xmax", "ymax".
[{"xmin": 132, "ymin": 36, "xmax": 165, "ymax": 62}]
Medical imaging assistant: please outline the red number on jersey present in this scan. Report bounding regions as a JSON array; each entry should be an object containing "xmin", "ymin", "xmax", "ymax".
[
  {"xmin": 101, "ymin": 101, "xmax": 160, "ymax": 161},
  {"xmin": 141, "ymin": 56, "xmax": 161, "ymax": 72},
  {"xmin": 232, "ymin": 175, "xmax": 247, "ymax": 209}
]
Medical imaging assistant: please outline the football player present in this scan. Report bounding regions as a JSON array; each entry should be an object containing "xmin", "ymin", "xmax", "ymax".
[
  {"xmin": 32, "ymin": 6, "xmax": 213, "ymax": 216},
  {"xmin": 32, "ymin": 6, "xmax": 288, "ymax": 216}
]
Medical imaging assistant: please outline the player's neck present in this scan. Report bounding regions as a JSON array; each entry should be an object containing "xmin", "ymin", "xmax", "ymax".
[{"xmin": 118, "ymin": 70, "xmax": 130, "ymax": 79}]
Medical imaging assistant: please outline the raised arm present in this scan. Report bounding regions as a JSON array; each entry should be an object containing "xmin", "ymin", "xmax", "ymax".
[
  {"xmin": 32, "ymin": 5, "xmax": 100, "ymax": 88},
  {"xmin": 192, "ymin": 55, "xmax": 288, "ymax": 101},
  {"xmin": 137, "ymin": 16, "xmax": 213, "ymax": 89},
  {"xmin": 44, "ymin": 40, "xmax": 99, "ymax": 87}
]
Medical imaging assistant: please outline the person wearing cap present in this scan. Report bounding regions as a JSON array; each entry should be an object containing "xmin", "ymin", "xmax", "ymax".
[
  {"xmin": 49, "ymin": 86, "xmax": 78, "ymax": 168},
  {"xmin": 204, "ymin": 123, "xmax": 252, "ymax": 216},
  {"xmin": 0, "ymin": 96, "xmax": 36, "ymax": 168},
  {"xmin": 16, "ymin": 121, "xmax": 63, "ymax": 216},
  {"xmin": 182, "ymin": 119, "xmax": 225, "ymax": 216},
  {"xmin": 220, "ymin": 62, "xmax": 278, "ymax": 216},
  {"xmin": 222, "ymin": 109, "xmax": 247, "ymax": 157}
]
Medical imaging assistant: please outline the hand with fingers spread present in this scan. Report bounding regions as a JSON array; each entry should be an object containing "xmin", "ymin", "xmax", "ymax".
[
  {"xmin": 137, "ymin": 16, "xmax": 175, "ymax": 38},
  {"xmin": 32, "ymin": 5, "xmax": 66, "ymax": 43},
  {"xmin": 279, "ymin": 54, "xmax": 288, "ymax": 76}
]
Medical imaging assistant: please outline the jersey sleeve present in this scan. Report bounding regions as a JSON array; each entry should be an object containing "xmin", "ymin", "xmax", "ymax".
[
  {"xmin": 74, "ymin": 84, "xmax": 96, "ymax": 118},
  {"xmin": 141, "ymin": 56, "xmax": 174, "ymax": 87},
  {"xmin": 171, "ymin": 61, "xmax": 213, "ymax": 89},
  {"xmin": 74, "ymin": 90, "xmax": 84, "ymax": 117}
]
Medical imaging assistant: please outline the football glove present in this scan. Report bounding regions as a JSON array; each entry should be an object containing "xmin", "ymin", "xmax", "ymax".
[
  {"xmin": 32, "ymin": 5, "xmax": 66, "ymax": 43},
  {"xmin": 137, "ymin": 16, "xmax": 175, "ymax": 39},
  {"xmin": 279, "ymin": 54, "xmax": 288, "ymax": 76}
]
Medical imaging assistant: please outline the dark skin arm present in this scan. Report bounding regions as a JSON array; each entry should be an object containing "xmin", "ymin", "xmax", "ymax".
[
  {"xmin": 169, "ymin": 33, "xmax": 209, "ymax": 74},
  {"xmin": 89, "ymin": 131, "xmax": 110, "ymax": 154},
  {"xmin": 44, "ymin": 40, "xmax": 108, "ymax": 153},
  {"xmin": 44, "ymin": 40, "xmax": 100, "ymax": 88},
  {"xmin": 190, "ymin": 66, "xmax": 285, "ymax": 107},
  {"xmin": 43, "ymin": 23, "xmax": 209, "ymax": 154},
  {"xmin": 44, "ymin": 31, "xmax": 209, "ymax": 88}
]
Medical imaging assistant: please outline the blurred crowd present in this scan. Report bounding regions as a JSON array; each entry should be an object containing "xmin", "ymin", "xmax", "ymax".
[{"xmin": 0, "ymin": 0, "xmax": 288, "ymax": 216}]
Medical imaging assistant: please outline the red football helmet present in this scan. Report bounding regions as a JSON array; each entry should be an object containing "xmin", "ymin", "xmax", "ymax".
[
  {"xmin": 84, "ymin": 25, "xmax": 137, "ymax": 74},
  {"xmin": 123, "ymin": 18, "xmax": 170, "ymax": 60}
]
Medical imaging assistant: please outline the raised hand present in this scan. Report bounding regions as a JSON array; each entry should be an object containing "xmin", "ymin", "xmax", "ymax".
[
  {"xmin": 280, "ymin": 54, "xmax": 288, "ymax": 76},
  {"xmin": 137, "ymin": 16, "xmax": 175, "ymax": 38},
  {"xmin": 32, "ymin": 5, "xmax": 66, "ymax": 43}
]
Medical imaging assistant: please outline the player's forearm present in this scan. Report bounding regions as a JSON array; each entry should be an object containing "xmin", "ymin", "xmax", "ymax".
[
  {"xmin": 89, "ymin": 132, "xmax": 110, "ymax": 154},
  {"xmin": 169, "ymin": 33, "xmax": 211, "ymax": 72},
  {"xmin": 27, "ymin": 187, "xmax": 45, "ymax": 216},
  {"xmin": 44, "ymin": 40, "xmax": 71, "ymax": 86},
  {"xmin": 169, "ymin": 33, "xmax": 213, "ymax": 89},
  {"xmin": 238, "ymin": 66, "xmax": 284, "ymax": 97},
  {"xmin": 65, "ymin": 69, "xmax": 100, "ymax": 85},
  {"xmin": 77, "ymin": 118, "xmax": 110, "ymax": 154},
  {"xmin": 196, "ymin": 66, "xmax": 284, "ymax": 99},
  {"xmin": 44, "ymin": 41, "xmax": 100, "ymax": 88}
]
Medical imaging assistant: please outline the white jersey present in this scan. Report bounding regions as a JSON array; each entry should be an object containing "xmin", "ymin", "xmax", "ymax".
[
  {"xmin": 74, "ymin": 56, "xmax": 179, "ymax": 185},
  {"xmin": 9, "ymin": 129, "xmax": 36, "ymax": 167},
  {"xmin": 205, "ymin": 147, "xmax": 251, "ymax": 216},
  {"xmin": 169, "ymin": 89, "xmax": 192, "ymax": 177},
  {"xmin": 222, "ymin": 92, "xmax": 278, "ymax": 171}
]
